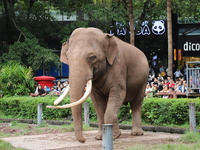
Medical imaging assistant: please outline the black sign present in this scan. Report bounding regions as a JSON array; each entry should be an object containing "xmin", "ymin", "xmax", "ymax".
[{"xmin": 178, "ymin": 35, "xmax": 200, "ymax": 56}]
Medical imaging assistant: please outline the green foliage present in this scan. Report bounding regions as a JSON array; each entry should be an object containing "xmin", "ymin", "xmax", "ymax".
[
  {"xmin": 61, "ymin": 21, "xmax": 89, "ymax": 43},
  {"xmin": 1, "ymin": 97, "xmax": 200, "ymax": 127},
  {"xmin": 0, "ymin": 96, "xmax": 101, "ymax": 121},
  {"xmin": 118, "ymin": 105, "xmax": 132, "ymax": 123},
  {"xmin": 0, "ymin": 96, "xmax": 75, "ymax": 120},
  {"xmin": 173, "ymin": 0, "xmax": 200, "ymax": 23},
  {"xmin": 142, "ymin": 98, "xmax": 200, "ymax": 125},
  {"xmin": 0, "ymin": 62, "xmax": 35, "ymax": 96},
  {"xmin": 1, "ymin": 38, "xmax": 60, "ymax": 73}
]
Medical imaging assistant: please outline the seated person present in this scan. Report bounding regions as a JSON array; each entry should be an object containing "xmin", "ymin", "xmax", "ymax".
[
  {"xmin": 30, "ymin": 84, "xmax": 46, "ymax": 97},
  {"xmin": 44, "ymin": 85, "xmax": 51, "ymax": 94},
  {"xmin": 175, "ymin": 81, "xmax": 184, "ymax": 93},
  {"xmin": 168, "ymin": 87, "xmax": 175, "ymax": 98},
  {"xmin": 159, "ymin": 85, "xmax": 170, "ymax": 98}
]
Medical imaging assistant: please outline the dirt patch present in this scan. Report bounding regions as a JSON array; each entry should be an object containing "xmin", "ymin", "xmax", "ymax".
[{"xmin": 1, "ymin": 124, "xmax": 181, "ymax": 150}]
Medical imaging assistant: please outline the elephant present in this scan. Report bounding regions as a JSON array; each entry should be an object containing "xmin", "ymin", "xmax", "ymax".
[{"xmin": 47, "ymin": 27, "xmax": 149, "ymax": 143}]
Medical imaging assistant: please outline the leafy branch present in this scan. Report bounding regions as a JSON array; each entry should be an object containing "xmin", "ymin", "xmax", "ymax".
[{"xmin": 12, "ymin": 18, "xmax": 27, "ymax": 41}]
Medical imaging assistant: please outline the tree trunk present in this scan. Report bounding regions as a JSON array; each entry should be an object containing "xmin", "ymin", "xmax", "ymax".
[
  {"xmin": 167, "ymin": 0, "xmax": 173, "ymax": 77},
  {"xmin": 2, "ymin": 0, "xmax": 16, "ymax": 45},
  {"xmin": 2, "ymin": 0, "xmax": 10, "ymax": 47},
  {"xmin": 27, "ymin": 0, "xmax": 36, "ymax": 21},
  {"xmin": 127, "ymin": 0, "xmax": 135, "ymax": 45}
]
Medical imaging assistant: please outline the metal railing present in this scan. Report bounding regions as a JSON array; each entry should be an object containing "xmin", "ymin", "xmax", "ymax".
[{"xmin": 186, "ymin": 61, "xmax": 200, "ymax": 96}]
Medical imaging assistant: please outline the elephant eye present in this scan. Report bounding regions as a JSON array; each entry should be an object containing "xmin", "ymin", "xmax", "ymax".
[{"xmin": 89, "ymin": 56, "xmax": 97, "ymax": 61}]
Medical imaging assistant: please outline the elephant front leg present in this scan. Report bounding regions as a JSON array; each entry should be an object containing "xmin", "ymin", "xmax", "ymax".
[
  {"xmin": 104, "ymin": 103, "xmax": 121, "ymax": 139},
  {"xmin": 104, "ymin": 90, "xmax": 126, "ymax": 139},
  {"xmin": 90, "ymin": 93, "xmax": 106, "ymax": 140}
]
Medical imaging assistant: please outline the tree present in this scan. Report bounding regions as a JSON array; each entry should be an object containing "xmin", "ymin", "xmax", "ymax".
[
  {"xmin": 1, "ymin": 37, "xmax": 60, "ymax": 74},
  {"xmin": 127, "ymin": 0, "xmax": 135, "ymax": 45},
  {"xmin": 1, "ymin": 0, "xmax": 199, "ymax": 75},
  {"xmin": 167, "ymin": 0, "xmax": 173, "ymax": 77},
  {"xmin": 0, "ymin": 0, "xmax": 62, "ymax": 73},
  {"xmin": 89, "ymin": 0, "xmax": 167, "ymax": 45}
]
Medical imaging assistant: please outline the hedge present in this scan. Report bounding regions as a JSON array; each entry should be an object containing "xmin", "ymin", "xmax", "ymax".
[
  {"xmin": 0, "ymin": 96, "xmax": 95, "ymax": 121},
  {"xmin": 142, "ymin": 98, "xmax": 200, "ymax": 125},
  {"xmin": 0, "ymin": 96, "xmax": 200, "ymax": 126}
]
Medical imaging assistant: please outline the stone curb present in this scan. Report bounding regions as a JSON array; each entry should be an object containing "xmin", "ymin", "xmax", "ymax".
[{"xmin": 0, "ymin": 118, "xmax": 197, "ymax": 134}]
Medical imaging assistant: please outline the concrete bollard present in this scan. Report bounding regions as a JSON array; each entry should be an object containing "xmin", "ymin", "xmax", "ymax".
[
  {"xmin": 102, "ymin": 124, "xmax": 113, "ymax": 150},
  {"xmin": 189, "ymin": 103, "xmax": 196, "ymax": 132},
  {"xmin": 84, "ymin": 102, "xmax": 89, "ymax": 125},
  {"xmin": 37, "ymin": 104, "xmax": 42, "ymax": 125}
]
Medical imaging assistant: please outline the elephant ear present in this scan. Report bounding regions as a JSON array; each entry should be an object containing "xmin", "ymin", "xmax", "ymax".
[
  {"xmin": 60, "ymin": 41, "xmax": 69, "ymax": 64},
  {"xmin": 105, "ymin": 34, "xmax": 119, "ymax": 65}
]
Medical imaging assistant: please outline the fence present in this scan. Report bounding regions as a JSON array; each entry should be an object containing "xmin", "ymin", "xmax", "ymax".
[{"xmin": 186, "ymin": 61, "xmax": 200, "ymax": 96}]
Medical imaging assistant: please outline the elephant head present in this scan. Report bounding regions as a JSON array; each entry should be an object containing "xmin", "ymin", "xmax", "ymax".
[{"xmin": 47, "ymin": 28, "xmax": 119, "ymax": 143}]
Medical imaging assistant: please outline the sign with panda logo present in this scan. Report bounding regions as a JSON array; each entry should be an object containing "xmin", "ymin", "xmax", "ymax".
[
  {"xmin": 151, "ymin": 20, "xmax": 165, "ymax": 35},
  {"xmin": 109, "ymin": 20, "xmax": 166, "ymax": 36}
]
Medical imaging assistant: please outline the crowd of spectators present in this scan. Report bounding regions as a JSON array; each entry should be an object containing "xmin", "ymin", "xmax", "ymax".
[
  {"xmin": 146, "ymin": 64, "xmax": 200, "ymax": 98},
  {"xmin": 146, "ymin": 74, "xmax": 188, "ymax": 98},
  {"xmin": 30, "ymin": 80, "xmax": 69, "ymax": 97},
  {"xmin": 146, "ymin": 65, "xmax": 188, "ymax": 98}
]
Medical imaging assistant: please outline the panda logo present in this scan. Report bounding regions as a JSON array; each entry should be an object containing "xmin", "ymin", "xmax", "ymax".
[{"xmin": 152, "ymin": 20, "xmax": 165, "ymax": 35}]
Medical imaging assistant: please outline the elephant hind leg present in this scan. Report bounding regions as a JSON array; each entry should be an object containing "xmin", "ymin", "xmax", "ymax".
[
  {"xmin": 131, "ymin": 127, "xmax": 144, "ymax": 136},
  {"xmin": 130, "ymin": 94, "xmax": 144, "ymax": 136}
]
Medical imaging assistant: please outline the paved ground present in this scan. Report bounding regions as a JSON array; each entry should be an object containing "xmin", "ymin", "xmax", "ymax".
[{"xmin": 3, "ymin": 130, "xmax": 181, "ymax": 150}]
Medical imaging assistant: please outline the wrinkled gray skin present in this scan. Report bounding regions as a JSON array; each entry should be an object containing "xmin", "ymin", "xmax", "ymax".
[{"xmin": 60, "ymin": 27, "xmax": 149, "ymax": 143}]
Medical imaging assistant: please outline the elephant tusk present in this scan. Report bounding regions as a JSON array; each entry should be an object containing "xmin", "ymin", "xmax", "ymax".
[
  {"xmin": 54, "ymin": 85, "xmax": 70, "ymax": 105},
  {"xmin": 46, "ymin": 80, "xmax": 92, "ymax": 109}
]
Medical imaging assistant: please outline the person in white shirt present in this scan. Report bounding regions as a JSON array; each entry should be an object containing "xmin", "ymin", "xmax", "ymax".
[{"xmin": 174, "ymin": 69, "xmax": 183, "ymax": 80}]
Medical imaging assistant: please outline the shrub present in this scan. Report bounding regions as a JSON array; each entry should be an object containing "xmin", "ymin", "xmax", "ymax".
[
  {"xmin": 0, "ymin": 96, "xmax": 94, "ymax": 120},
  {"xmin": 0, "ymin": 97, "xmax": 200, "ymax": 126},
  {"xmin": 0, "ymin": 61, "xmax": 35, "ymax": 96},
  {"xmin": 142, "ymin": 98, "xmax": 200, "ymax": 125}
]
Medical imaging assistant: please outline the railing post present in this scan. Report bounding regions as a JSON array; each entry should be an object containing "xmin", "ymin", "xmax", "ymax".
[
  {"xmin": 37, "ymin": 104, "xmax": 42, "ymax": 125},
  {"xmin": 102, "ymin": 124, "xmax": 113, "ymax": 150},
  {"xmin": 189, "ymin": 103, "xmax": 196, "ymax": 132},
  {"xmin": 84, "ymin": 102, "xmax": 89, "ymax": 125}
]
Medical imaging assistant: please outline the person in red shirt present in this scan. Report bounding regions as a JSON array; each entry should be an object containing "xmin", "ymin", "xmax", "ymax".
[{"xmin": 168, "ymin": 79, "xmax": 175, "ymax": 88}]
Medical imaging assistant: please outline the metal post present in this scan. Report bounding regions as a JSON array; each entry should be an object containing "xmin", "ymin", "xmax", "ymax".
[
  {"xmin": 37, "ymin": 104, "xmax": 42, "ymax": 125},
  {"xmin": 102, "ymin": 124, "xmax": 113, "ymax": 150},
  {"xmin": 84, "ymin": 102, "xmax": 89, "ymax": 125},
  {"xmin": 189, "ymin": 103, "xmax": 196, "ymax": 132}
]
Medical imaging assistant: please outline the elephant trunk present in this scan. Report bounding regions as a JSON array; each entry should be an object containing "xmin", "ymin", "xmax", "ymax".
[
  {"xmin": 46, "ymin": 63, "xmax": 92, "ymax": 143},
  {"xmin": 72, "ymin": 104, "xmax": 86, "ymax": 143},
  {"xmin": 69, "ymin": 76, "xmax": 90, "ymax": 143},
  {"xmin": 46, "ymin": 79, "xmax": 91, "ymax": 143}
]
